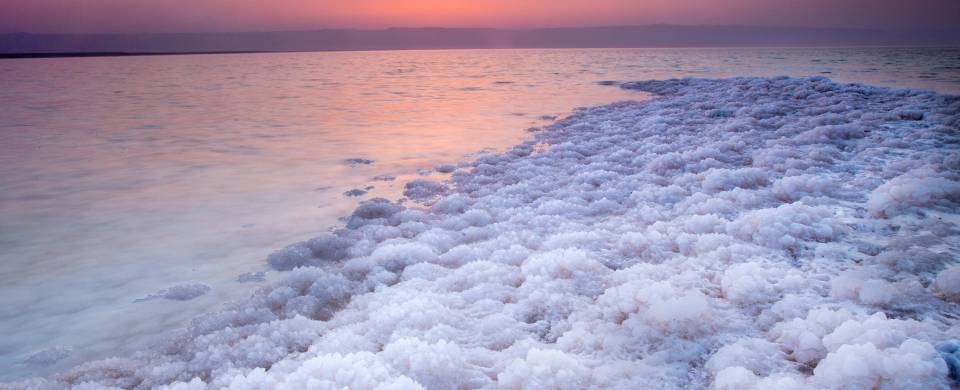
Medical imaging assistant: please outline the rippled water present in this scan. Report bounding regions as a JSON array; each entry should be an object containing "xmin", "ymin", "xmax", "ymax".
[{"xmin": 0, "ymin": 47, "xmax": 958, "ymax": 381}]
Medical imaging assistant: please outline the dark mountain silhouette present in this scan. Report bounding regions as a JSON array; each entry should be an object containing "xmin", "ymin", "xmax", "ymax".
[{"xmin": 1, "ymin": 25, "xmax": 956, "ymax": 56}]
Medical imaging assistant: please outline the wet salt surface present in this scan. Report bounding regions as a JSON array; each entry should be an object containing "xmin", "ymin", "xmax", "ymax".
[
  {"xmin": 1, "ymin": 47, "xmax": 959, "ymax": 382},
  {"xmin": 16, "ymin": 75, "xmax": 960, "ymax": 389}
]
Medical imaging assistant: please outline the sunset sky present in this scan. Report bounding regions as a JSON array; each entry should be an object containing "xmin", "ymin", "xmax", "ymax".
[{"xmin": 1, "ymin": 0, "xmax": 959, "ymax": 34}]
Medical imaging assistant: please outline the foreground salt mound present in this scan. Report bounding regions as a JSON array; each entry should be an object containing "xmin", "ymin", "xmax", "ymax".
[
  {"xmin": 133, "ymin": 282, "xmax": 212, "ymax": 303},
  {"xmin": 13, "ymin": 77, "xmax": 960, "ymax": 389}
]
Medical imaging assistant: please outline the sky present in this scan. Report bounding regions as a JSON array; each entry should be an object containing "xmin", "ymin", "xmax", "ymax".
[{"xmin": 1, "ymin": 0, "xmax": 959, "ymax": 34}]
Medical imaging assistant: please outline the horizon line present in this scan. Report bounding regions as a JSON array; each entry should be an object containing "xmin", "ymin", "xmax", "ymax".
[
  {"xmin": 0, "ymin": 23, "xmax": 903, "ymax": 36},
  {"xmin": 5, "ymin": 44, "xmax": 960, "ymax": 60}
]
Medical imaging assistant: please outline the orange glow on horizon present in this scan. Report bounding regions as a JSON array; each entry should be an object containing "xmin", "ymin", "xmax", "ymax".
[{"xmin": 1, "ymin": 0, "xmax": 958, "ymax": 33}]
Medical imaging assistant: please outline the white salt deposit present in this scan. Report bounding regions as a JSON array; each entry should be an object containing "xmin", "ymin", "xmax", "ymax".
[
  {"xmin": 21, "ymin": 348, "xmax": 72, "ymax": 367},
  {"xmin": 403, "ymin": 180, "xmax": 449, "ymax": 201},
  {"xmin": 133, "ymin": 283, "xmax": 212, "ymax": 303},
  {"xmin": 934, "ymin": 266, "xmax": 960, "ymax": 303},
  {"xmin": 11, "ymin": 77, "xmax": 959, "ymax": 389},
  {"xmin": 435, "ymin": 164, "xmax": 458, "ymax": 174}
]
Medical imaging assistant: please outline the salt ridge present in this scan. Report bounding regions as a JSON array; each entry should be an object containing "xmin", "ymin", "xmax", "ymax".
[{"xmin": 11, "ymin": 76, "xmax": 960, "ymax": 389}]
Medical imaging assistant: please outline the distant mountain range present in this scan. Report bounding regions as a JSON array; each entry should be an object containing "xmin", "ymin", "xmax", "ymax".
[{"xmin": 1, "ymin": 25, "xmax": 957, "ymax": 56}]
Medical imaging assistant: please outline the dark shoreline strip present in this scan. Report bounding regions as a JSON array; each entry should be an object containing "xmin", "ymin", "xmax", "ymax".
[{"xmin": 0, "ymin": 51, "xmax": 268, "ymax": 59}]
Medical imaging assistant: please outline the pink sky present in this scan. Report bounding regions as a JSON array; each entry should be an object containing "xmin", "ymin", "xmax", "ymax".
[{"xmin": 1, "ymin": 0, "xmax": 958, "ymax": 34}]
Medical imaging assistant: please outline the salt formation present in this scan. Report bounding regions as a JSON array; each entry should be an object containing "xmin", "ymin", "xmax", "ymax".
[
  {"xmin": 435, "ymin": 164, "xmax": 458, "ymax": 174},
  {"xmin": 343, "ymin": 158, "xmax": 375, "ymax": 166},
  {"xmin": 12, "ymin": 77, "xmax": 959, "ymax": 389},
  {"xmin": 21, "ymin": 347, "xmax": 72, "ymax": 367},
  {"xmin": 372, "ymin": 174, "xmax": 397, "ymax": 182},
  {"xmin": 236, "ymin": 272, "xmax": 266, "ymax": 283},
  {"xmin": 344, "ymin": 188, "xmax": 370, "ymax": 197},
  {"xmin": 133, "ymin": 282, "xmax": 211, "ymax": 303}
]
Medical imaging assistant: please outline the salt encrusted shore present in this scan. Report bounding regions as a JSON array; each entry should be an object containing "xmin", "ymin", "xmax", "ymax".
[{"xmin": 11, "ymin": 77, "xmax": 960, "ymax": 389}]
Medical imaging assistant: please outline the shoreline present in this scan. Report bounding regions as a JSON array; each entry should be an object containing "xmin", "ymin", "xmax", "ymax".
[
  {"xmin": 11, "ymin": 76, "xmax": 960, "ymax": 388},
  {"xmin": 3, "ymin": 45, "xmax": 960, "ymax": 60},
  {"xmin": 0, "ymin": 51, "xmax": 268, "ymax": 59}
]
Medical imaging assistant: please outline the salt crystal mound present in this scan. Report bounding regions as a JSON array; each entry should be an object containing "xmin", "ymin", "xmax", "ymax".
[
  {"xmin": 435, "ymin": 164, "xmax": 458, "ymax": 174},
  {"xmin": 12, "ymin": 77, "xmax": 960, "ymax": 389},
  {"xmin": 133, "ymin": 282, "xmax": 212, "ymax": 303},
  {"xmin": 21, "ymin": 347, "xmax": 72, "ymax": 366}
]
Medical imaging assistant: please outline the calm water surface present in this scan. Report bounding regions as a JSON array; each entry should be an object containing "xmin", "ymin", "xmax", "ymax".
[{"xmin": 1, "ymin": 47, "xmax": 959, "ymax": 380}]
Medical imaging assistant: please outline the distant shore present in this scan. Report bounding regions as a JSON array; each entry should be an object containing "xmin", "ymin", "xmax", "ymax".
[
  {"xmin": 0, "ymin": 51, "xmax": 267, "ymax": 59},
  {"xmin": 3, "ymin": 44, "xmax": 959, "ymax": 61},
  {"xmin": 3, "ymin": 25, "xmax": 958, "ymax": 57}
]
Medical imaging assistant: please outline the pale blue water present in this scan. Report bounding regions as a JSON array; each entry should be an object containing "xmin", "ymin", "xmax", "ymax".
[{"xmin": 0, "ymin": 47, "xmax": 958, "ymax": 381}]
